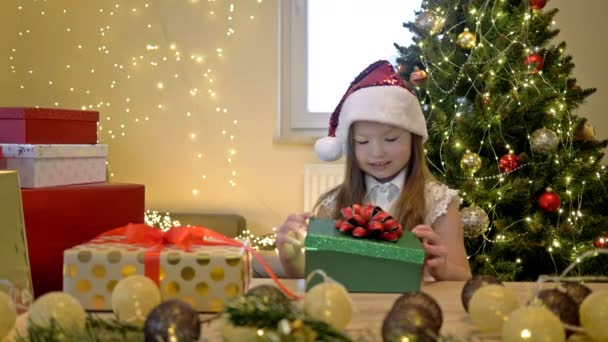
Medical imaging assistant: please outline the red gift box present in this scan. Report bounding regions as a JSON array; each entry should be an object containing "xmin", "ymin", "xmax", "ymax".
[
  {"xmin": 0, "ymin": 107, "xmax": 99, "ymax": 144},
  {"xmin": 21, "ymin": 183, "xmax": 145, "ymax": 297}
]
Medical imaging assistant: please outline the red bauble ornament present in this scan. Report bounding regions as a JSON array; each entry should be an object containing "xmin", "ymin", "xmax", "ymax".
[
  {"xmin": 529, "ymin": 0, "xmax": 547, "ymax": 10},
  {"xmin": 594, "ymin": 232, "xmax": 608, "ymax": 249},
  {"xmin": 538, "ymin": 188, "xmax": 561, "ymax": 213},
  {"xmin": 499, "ymin": 152, "xmax": 519, "ymax": 173},
  {"xmin": 409, "ymin": 67, "xmax": 428, "ymax": 86},
  {"xmin": 523, "ymin": 53, "xmax": 544, "ymax": 74}
]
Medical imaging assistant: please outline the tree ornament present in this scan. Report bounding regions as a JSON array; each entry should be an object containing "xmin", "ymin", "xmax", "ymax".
[
  {"xmin": 593, "ymin": 232, "xmax": 608, "ymax": 248},
  {"xmin": 574, "ymin": 123, "xmax": 596, "ymax": 142},
  {"xmin": 580, "ymin": 290, "xmax": 608, "ymax": 342},
  {"xmin": 502, "ymin": 306, "xmax": 565, "ymax": 342},
  {"xmin": 529, "ymin": 0, "xmax": 547, "ymax": 10},
  {"xmin": 557, "ymin": 282, "xmax": 592, "ymax": 307},
  {"xmin": 533, "ymin": 289, "xmax": 579, "ymax": 329},
  {"xmin": 499, "ymin": 151, "xmax": 519, "ymax": 173},
  {"xmin": 469, "ymin": 284, "xmax": 519, "ymax": 332},
  {"xmin": 28, "ymin": 292, "xmax": 86, "ymax": 332},
  {"xmin": 112, "ymin": 275, "xmax": 161, "ymax": 326},
  {"xmin": 460, "ymin": 205, "xmax": 490, "ymax": 238},
  {"xmin": 144, "ymin": 300, "xmax": 200, "ymax": 342},
  {"xmin": 414, "ymin": 11, "xmax": 444, "ymax": 34},
  {"xmin": 460, "ymin": 150, "xmax": 482, "ymax": 175},
  {"xmin": 246, "ymin": 284, "xmax": 291, "ymax": 306},
  {"xmin": 303, "ymin": 281, "xmax": 352, "ymax": 330},
  {"xmin": 409, "ymin": 67, "xmax": 428, "ymax": 86},
  {"xmin": 382, "ymin": 303, "xmax": 437, "ymax": 342},
  {"xmin": 530, "ymin": 128, "xmax": 559, "ymax": 156},
  {"xmin": 461, "ymin": 275, "xmax": 503, "ymax": 312},
  {"xmin": 538, "ymin": 188, "xmax": 561, "ymax": 213},
  {"xmin": 457, "ymin": 28, "xmax": 476, "ymax": 50},
  {"xmin": 523, "ymin": 53, "xmax": 544, "ymax": 74},
  {"xmin": 0, "ymin": 292, "xmax": 17, "ymax": 340},
  {"xmin": 391, "ymin": 292, "xmax": 443, "ymax": 333}
]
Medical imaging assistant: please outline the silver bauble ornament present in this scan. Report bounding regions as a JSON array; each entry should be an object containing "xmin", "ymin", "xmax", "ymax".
[
  {"xmin": 530, "ymin": 128, "xmax": 559, "ymax": 156},
  {"xmin": 415, "ymin": 12, "xmax": 444, "ymax": 34},
  {"xmin": 460, "ymin": 205, "xmax": 490, "ymax": 238}
]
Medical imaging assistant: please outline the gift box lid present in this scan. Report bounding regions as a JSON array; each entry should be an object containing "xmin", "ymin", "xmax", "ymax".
[
  {"xmin": 0, "ymin": 107, "xmax": 99, "ymax": 122},
  {"xmin": 305, "ymin": 218, "xmax": 425, "ymax": 264},
  {"xmin": 0, "ymin": 144, "xmax": 108, "ymax": 158}
]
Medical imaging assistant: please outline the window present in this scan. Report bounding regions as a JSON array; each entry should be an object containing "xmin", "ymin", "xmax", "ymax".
[{"xmin": 278, "ymin": 0, "xmax": 418, "ymax": 141}]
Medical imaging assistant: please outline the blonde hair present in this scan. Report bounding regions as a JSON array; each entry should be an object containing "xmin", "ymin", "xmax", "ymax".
[{"xmin": 314, "ymin": 125, "xmax": 433, "ymax": 231}]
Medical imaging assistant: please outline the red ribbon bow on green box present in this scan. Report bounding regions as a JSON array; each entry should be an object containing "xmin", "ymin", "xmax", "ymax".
[{"xmin": 336, "ymin": 204, "xmax": 403, "ymax": 241}]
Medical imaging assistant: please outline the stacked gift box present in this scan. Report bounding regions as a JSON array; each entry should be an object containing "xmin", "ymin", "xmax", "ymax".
[{"xmin": 0, "ymin": 107, "xmax": 145, "ymax": 298}]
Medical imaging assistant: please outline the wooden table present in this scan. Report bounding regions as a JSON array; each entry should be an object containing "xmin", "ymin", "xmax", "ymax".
[{"xmin": 200, "ymin": 279, "xmax": 608, "ymax": 341}]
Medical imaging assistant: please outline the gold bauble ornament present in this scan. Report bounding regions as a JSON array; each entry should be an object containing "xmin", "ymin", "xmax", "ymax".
[
  {"xmin": 303, "ymin": 282, "xmax": 352, "ymax": 330},
  {"xmin": 460, "ymin": 205, "xmax": 490, "ymax": 238},
  {"xmin": 409, "ymin": 67, "xmax": 428, "ymax": 86},
  {"xmin": 502, "ymin": 306, "xmax": 565, "ymax": 342},
  {"xmin": 458, "ymin": 28, "xmax": 476, "ymax": 50},
  {"xmin": 28, "ymin": 292, "xmax": 86, "ymax": 332},
  {"xmin": 530, "ymin": 128, "xmax": 559, "ymax": 156},
  {"xmin": 579, "ymin": 290, "xmax": 608, "ymax": 342},
  {"xmin": 469, "ymin": 284, "xmax": 519, "ymax": 332},
  {"xmin": 0, "ymin": 292, "xmax": 17, "ymax": 340},
  {"xmin": 460, "ymin": 150, "xmax": 482, "ymax": 175},
  {"xmin": 112, "ymin": 275, "xmax": 161, "ymax": 326}
]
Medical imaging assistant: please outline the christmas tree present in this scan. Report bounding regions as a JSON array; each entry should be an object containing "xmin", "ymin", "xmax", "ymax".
[{"xmin": 396, "ymin": 0, "xmax": 608, "ymax": 280}]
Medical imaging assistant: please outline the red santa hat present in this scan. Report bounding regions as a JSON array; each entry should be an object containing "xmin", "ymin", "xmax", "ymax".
[{"xmin": 314, "ymin": 60, "xmax": 427, "ymax": 162}]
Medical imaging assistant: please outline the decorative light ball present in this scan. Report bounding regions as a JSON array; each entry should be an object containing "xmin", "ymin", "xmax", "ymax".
[
  {"xmin": 112, "ymin": 275, "xmax": 161, "ymax": 326},
  {"xmin": 461, "ymin": 275, "xmax": 503, "ymax": 312},
  {"xmin": 303, "ymin": 282, "xmax": 352, "ymax": 330},
  {"xmin": 246, "ymin": 284, "xmax": 291, "ymax": 306},
  {"xmin": 529, "ymin": 0, "xmax": 547, "ymax": 10},
  {"xmin": 523, "ymin": 53, "xmax": 545, "ymax": 74},
  {"xmin": 391, "ymin": 292, "xmax": 443, "ymax": 333},
  {"xmin": 580, "ymin": 290, "xmax": 608, "ymax": 342},
  {"xmin": 144, "ymin": 300, "xmax": 200, "ymax": 342},
  {"xmin": 28, "ymin": 292, "xmax": 86, "ymax": 332},
  {"xmin": 499, "ymin": 151, "xmax": 519, "ymax": 173},
  {"xmin": 533, "ymin": 289, "xmax": 579, "ymax": 328},
  {"xmin": 414, "ymin": 11, "xmax": 444, "ymax": 33},
  {"xmin": 538, "ymin": 188, "xmax": 561, "ymax": 213},
  {"xmin": 409, "ymin": 67, "xmax": 428, "ymax": 86},
  {"xmin": 460, "ymin": 150, "xmax": 482, "ymax": 175},
  {"xmin": 0, "ymin": 292, "xmax": 17, "ymax": 340},
  {"xmin": 469, "ymin": 284, "xmax": 519, "ymax": 333},
  {"xmin": 457, "ymin": 28, "xmax": 476, "ymax": 50},
  {"xmin": 382, "ymin": 303, "xmax": 437, "ymax": 342},
  {"xmin": 460, "ymin": 205, "xmax": 490, "ymax": 238},
  {"xmin": 502, "ymin": 306, "xmax": 565, "ymax": 342},
  {"xmin": 530, "ymin": 128, "xmax": 559, "ymax": 156},
  {"xmin": 593, "ymin": 232, "xmax": 608, "ymax": 248},
  {"xmin": 557, "ymin": 282, "xmax": 592, "ymax": 306}
]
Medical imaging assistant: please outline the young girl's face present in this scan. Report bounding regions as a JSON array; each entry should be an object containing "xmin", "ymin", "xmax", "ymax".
[{"xmin": 352, "ymin": 121, "xmax": 412, "ymax": 182}]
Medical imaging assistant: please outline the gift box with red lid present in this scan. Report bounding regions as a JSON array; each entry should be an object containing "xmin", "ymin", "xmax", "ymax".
[{"xmin": 0, "ymin": 107, "xmax": 99, "ymax": 144}]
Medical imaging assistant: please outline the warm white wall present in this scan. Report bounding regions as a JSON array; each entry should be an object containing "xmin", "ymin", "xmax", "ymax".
[{"xmin": 1, "ymin": 0, "xmax": 606, "ymax": 234}]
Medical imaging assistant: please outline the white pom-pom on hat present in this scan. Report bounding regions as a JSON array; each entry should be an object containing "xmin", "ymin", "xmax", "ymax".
[{"xmin": 314, "ymin": 136, "xmax": 343, "ymax": 162}]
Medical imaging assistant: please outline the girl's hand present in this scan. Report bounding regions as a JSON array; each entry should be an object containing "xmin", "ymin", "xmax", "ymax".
[
  {"xmin": 411, "ymin": 224, "xmax": 449, "ymax": 279},
  {"xmin": 276, "ymin": 212, "xmax": 312, "ymax": 278}
]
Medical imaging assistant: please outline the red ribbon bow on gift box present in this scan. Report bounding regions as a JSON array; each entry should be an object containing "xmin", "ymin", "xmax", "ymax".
[
  {"xmin": 95, "ymin": 223, "xmax": 300, "ymax": 300},
  {"xmin": 336, "ymin": 204, "xmax": 403, "ymax": 241}
]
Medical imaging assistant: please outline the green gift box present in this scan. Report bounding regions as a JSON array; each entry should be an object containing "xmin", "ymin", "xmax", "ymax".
[
  {"xmin": 304, "ymin": 218, "xmax": 424, "ymax": 293},
  {"xmin": 0, "ymin": 171, "xmax": 34, "ymax": 308}
]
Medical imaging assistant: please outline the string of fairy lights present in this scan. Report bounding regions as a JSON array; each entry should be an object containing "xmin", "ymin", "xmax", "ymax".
[
  {"xmin": 415, "ymin": 0, "xmax": 607, "ymax": 269},
  {"xmin": 7, "ymin": 0, "xmax": 265, "ymax": 195}
]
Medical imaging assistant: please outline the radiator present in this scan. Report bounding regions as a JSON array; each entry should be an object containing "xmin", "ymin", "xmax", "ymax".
[{"xmin": 303, "ymin": 163, "xmax": 344, "ymax": 212}]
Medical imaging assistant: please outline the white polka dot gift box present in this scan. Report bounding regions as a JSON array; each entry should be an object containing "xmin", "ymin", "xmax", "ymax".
[
  {"xmin": 63, "ymin": 224, "xmax": 250, "ymax": 313},
  {"xmin": 0, "ymin": 144, "xmax": 107, "ymax": 188}
]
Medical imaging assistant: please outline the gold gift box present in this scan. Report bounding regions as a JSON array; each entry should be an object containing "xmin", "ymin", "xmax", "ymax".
[{"xmin": 63, "ymin": 237, "xmax": 249, "ymax": 312}]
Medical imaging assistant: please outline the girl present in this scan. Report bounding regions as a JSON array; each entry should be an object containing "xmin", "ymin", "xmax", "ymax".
[{"xmin": 277, "ymin": 60, "xmax": 471, "ymax": 281}]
